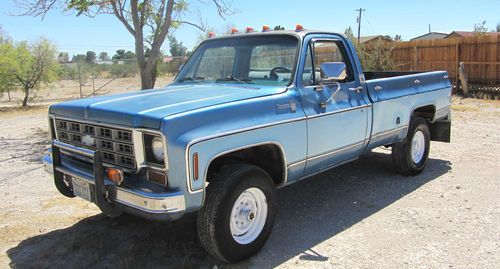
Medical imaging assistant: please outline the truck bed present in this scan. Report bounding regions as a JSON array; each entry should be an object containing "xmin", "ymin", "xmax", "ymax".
[{"xmin": 363, "ymin": 70, "xmax": 452, "ymax": 149}]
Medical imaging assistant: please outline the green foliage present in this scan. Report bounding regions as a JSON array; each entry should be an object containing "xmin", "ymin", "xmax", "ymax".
[
  {"xmin": 473, "ymin": 20, "xmax": 488, "ymax": 35},
  {"xmin": 357, "ymin": 40, "xmax": 396, "ymax": 71},
  {"xmin": 168, "ymin": 36, "xmax": 187, "ymax": 56},
  {"xmin": 0, "ymin": 37, "xmax": 59, "ymax": 106},
  {"xmin": 112, "ymin": 49, "xmax": 136, "ymax": 60},
  {"xmin": 85, "ymin": 50, "xmax": 96, "ymax": 62},
  {"xmin": 72, "ymin": 54, "xmax": 86, "ymax": 62},
  {"xmin": 274, "ymin": 25, "xmax": 285, "ymax": 30},
  {"xmin": 108, "ymin": 62, "xmax": 139, "ymax": 78},
  {"xmin": 98, "ymin": 51, "xmax": 109, "ymax": 61},
  {"xmin": 58, "ymin": 52, "xmax": 69, "ymax": 62},
  {"xmin": 496, "ymin": 23, "xmax": 500, "ymax": 32}
]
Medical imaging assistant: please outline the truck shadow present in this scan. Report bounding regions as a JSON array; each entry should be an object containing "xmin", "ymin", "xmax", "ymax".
[{"xmin": 7, "ymin": 151, "xmax": 451, "ymax": 268}]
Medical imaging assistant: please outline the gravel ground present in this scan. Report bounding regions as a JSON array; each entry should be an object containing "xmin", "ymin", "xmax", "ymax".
[{"xmin": 0, "ymin": 97, "xmax": 499, "ymax": 268}]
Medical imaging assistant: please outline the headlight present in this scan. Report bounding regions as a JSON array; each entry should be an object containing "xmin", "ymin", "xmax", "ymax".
[
  {"xmin": 151, "ymin": 136, "xmax": 164, "ymax": 161},
  {"xmin": 144, "ymin": 133, "xmax": 166, "ymax": 166}
]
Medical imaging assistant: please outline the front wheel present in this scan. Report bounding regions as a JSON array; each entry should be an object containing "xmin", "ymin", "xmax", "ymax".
[
  {"xmin": 197, "ymin": 164, "xmax": 277, "ymax": 263},
  {"xmin": 391, "ymin": 117, "xmax": 431, "ymax": 175}
]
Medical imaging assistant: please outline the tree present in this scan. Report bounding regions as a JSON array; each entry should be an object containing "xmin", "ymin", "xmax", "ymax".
[
  {"xmin": 112, "ymin": 49, "xmax": 136, "ymax": 60},
  {"xmin": 343, "ymin": 26, "xmax": 356, "ymax": 44},
  {"xmin": 2, "ymin": 38, "xmax": 59, "ymax": 106},
  {"xmin": 85, "ymin": 50, "xmax": 96, "ymax": 62},
  {"xmin": 17, "ymin": 0, "xmax": 233, "ymax": 89},
  {"xmin": 496, "ymin": 23, "xmax": 500, "ymax": 32},
  {"xmin": 58, "ymin": 52, "xmax": 69, "ymax": 62},
  {"xmin": 168, "ymin": 35, "xmax": 187, "ymax": 56},
  {"xmin": 274, "ymin": 25, "xmax": 284, "ymax": 30},
  {"xmin": 72, "ymin": 54, "xmax": 86, "ymax": 62},
  {"xmin": 473, "ymin": 20, "xmax": 488, "ymax": 35},
  {"xmin": 0, "ymin": 28, "xmax": 16, "ymax": 100},
  {"xmin": 98, "ymin": 51, "xmax": 109, "ymax": 61}
]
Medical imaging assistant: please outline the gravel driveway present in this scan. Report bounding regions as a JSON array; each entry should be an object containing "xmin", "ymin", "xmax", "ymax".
[{"xmin": 1, "ymin": 97, "xmax": 499, "ymax": 268}]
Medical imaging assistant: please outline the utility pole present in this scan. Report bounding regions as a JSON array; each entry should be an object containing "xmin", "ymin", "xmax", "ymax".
[
  {"xmin": 356, "ymin": 8, "xmax": 366, "ymax": 45},
  {"xmin": 429, "ymin": 24, "xmax": 431, "ymax": 33}
]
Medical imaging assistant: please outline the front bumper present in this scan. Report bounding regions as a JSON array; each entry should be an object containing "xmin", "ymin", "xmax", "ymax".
[{"xmin": 44, "ymin": 140, "xmax": 185, "ymax": 222}]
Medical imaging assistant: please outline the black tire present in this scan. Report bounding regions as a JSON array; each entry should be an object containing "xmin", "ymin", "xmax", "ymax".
[
  {"xmin": 391, "ymin": 117, "xmax": 431, "ymax": 175},
  {"xmin": 197, "ymin": 164, "xmax": 278, "ymax": 263}
]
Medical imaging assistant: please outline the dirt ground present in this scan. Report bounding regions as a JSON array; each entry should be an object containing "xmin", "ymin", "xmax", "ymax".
[{"xmin": 0, "ymin": 95, "xmax": 499, "ymax": 268}]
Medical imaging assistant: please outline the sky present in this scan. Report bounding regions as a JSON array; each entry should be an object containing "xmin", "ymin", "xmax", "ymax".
[{"xmin": 0, "ymin": 0, "xmax": 499, "ymax": 57}]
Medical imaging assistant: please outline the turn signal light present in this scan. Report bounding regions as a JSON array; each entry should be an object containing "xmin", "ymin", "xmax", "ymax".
[
  {"xmin": 262, "ymin": 25, "xmax": 270, "ymax": 32},
  {"xmin": 245, "ymin": 26, "xmax": 254, "ymax": 33},
  {"xmin": 107, "ymin": 168, "xmax": 123, "ymax": 185},
  {"xmin": 207, "ymin": 31, "xmax": 216, "ymax": 38},
  {"xmin": 295, "ymin": 24, "xmax": 304, "ymax": 31},
  {"xmin": 230, "ymin": 27, "xmax": 239, "ymax": 34},
  {"xmin": 147, "ymin": 169, "xmax": 167, "ymax": 186}
]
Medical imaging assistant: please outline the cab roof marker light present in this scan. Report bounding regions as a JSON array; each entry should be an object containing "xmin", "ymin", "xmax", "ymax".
[
  {"xmin": 230, "ymin": 27, "xmax": 239, "ymax": 35},
  {"xmin": 295, "ymin": 24, "xmax": 304, "ymax": 32},
  {"xmin": 245, "ymin": 27, "xmax": 254, "ymax": 33},
  {"xmin": 207, "ymin": 31, "xmax": 216, "ymax": 38},
  {"xmin": 262, "ymin": 25, "xmax": 271, "ymax": 32}
]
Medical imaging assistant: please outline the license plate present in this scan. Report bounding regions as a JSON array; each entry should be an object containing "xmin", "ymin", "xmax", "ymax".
[{"xmin": 71, "ymin": 176, "xmax": 92, "ymax": 202}]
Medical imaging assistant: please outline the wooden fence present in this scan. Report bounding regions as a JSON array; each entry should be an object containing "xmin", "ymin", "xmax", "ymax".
[{"xmin": 390, "ymin": 35, "xmax": 500, "ymax": 89}]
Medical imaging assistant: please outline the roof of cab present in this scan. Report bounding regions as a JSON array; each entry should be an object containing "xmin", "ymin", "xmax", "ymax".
[{"xmin": 204, "ymin": 29, "xmax": 343, "ymax": 41}]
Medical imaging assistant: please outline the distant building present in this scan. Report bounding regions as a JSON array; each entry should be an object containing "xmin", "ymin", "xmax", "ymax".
[
  {"xmin": 163, "ymin": 56, "xmax": 174, "ymax": 63},
  {"xmin": 358, "ymin": 35, "xmax": 394, "ymax": 46},
  {"xmin": 410, "ymin": 32, "xmax": 447, "ymax": 41},
  {"xmin": 445, "ymin": 31, "xmax": 500, "ymax": 39}
]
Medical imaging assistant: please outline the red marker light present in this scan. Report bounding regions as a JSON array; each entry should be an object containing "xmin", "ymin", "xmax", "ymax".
[
  {"xmin": 107, "ymin": 168, "xmax": 123, "ymax": 185},
  {"xmin": 262, "ymin": 25, "xmax": 270, "ymax": 32},
  {"xmin": 207, "ymin": 31, "xmax": 216, "ymax": 38},
  {"xmin": 245, "ymin": 26, "xmax": 254, "ymax": 33},
  {"xmin": 296, "ymin": 24, "xmax": 304, "ymax": 31},
  {"xmin": 230, "ymin": 27, "xmax": 239, "ymax": 34}
]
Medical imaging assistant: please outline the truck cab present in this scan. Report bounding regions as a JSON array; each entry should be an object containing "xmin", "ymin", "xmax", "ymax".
[{"xmin": 44, "ymin": 28, "xmax": 451, "ymax": 263}]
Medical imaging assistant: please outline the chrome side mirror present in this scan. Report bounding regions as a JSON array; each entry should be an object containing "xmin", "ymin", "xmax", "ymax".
[{"xmin": 320, "ymin": 62, "xmax": 347, "ymax": 83}]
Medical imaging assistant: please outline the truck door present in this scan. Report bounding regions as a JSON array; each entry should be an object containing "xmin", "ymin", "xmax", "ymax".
[{"xmin": 298, "ymin": 36, "xmax": 370, "ymax": 173}]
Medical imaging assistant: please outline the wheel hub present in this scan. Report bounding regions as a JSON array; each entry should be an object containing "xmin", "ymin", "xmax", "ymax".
[
  {"xmin": 411, "ymin": 130, "xmax": 426, "ymax": 163},
  {"xmin": 230, "ymin": 187, "xmax": 268, "ymax": 245}
]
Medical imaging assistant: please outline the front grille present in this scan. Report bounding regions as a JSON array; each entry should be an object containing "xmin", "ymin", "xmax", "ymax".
[{"xmin": 55, "ymin": 119, "xmax": 136, "ymax": 169}]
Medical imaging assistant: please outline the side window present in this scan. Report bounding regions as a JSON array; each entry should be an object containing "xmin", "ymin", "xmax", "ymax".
[{"xmin": 302, "ymin": 40, "xmax": 353, "ymax": 86}]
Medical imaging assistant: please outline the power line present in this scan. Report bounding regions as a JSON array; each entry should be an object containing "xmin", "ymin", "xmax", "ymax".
[{"xmin": 355, "ymin": 8, "xmax": 366, "ymax": 45}]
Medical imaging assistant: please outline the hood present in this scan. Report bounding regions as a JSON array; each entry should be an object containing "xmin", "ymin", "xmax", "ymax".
[{"xmin": 49, "ymin": 83, "xmax": 284, "ymax": 129}]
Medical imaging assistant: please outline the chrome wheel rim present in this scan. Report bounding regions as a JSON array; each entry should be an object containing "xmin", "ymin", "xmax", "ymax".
[
  {"xmin": 411, "ymin": 130, "xmax": 425, "ymax": 163},
  {"xmin": 230, "ymin": 187, "xmax": 268, "ymax": 245}
]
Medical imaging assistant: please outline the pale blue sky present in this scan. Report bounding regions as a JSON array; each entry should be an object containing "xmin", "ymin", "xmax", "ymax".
[{"xmin": 0, "ymin": 0, "xmax": 498, "ymax": 56}]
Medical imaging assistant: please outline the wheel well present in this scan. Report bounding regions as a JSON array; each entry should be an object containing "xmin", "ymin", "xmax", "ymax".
[
  {"xmin": 412, "ymin": 105, "xmax": 436, "ymax": 122},
  {"xmin": 206, "ymin": 144, "xmax": 285, "ymax": 186}
]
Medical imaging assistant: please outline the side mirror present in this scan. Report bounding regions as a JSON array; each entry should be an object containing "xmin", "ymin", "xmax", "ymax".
[{"xmin": 320, "ymin": 62, "xmax": 347, "ymax": 83}]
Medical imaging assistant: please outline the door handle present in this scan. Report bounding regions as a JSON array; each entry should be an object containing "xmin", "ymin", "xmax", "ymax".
[{"xmin": 349, "ymin": 86, "xmax": 363, "ymax": 93}]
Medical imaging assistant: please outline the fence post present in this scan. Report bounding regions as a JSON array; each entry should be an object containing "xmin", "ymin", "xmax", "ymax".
[
  {"xmin": 458, "ymin": 62, "xmax": 469, "ymax": 96},
  {"xmin": 414, "ymin": 46, "xmax": 418, "ymax": 71},
  {"xmin": 77, "ymin": 61, "xmax": 83, "ymax": 98},
  {"xmin": 91, "ymin": 63, "xmax": 96, "ymax": 97},
  {"xmin": 455, "ymin": 41, "xmax": 460, "ymax": 88}
]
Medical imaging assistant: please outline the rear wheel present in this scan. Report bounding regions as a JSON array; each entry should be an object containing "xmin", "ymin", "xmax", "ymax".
[
  {"xmin": 392, "ymin": 117, "xmax": 431, "ymax": 175},
  {"xmin": 197, "ymin": 164, "xmax": 277, "ymax": 263}
]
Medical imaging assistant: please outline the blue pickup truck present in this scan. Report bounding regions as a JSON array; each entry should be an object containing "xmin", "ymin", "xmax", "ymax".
[{"xmin": 43, "ymin": 29, "xmax": 451, "ymax": 262}]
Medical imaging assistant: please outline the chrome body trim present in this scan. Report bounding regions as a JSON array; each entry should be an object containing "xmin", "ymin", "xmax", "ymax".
[
  {"xmin": 370, "ymin": 125, "xmax": 409, "ymax": 140},
  {"xmin": 184, "ymin": 117, "xmax": 306, "ymax": 194},
  {"xmin": 200, "ymin": 141, "xmax": 288, "ymax": 191},
  {"xmin": 306, "ymin": 104, "xmax": 371, "ymax": 119},
  {"xmin": 43, "ymin": 145, "xmax": 185, "ymax": 215},
  {"xmin": 51, "ymin": 115, "xmax": 169, "ymax": 172},
  {"xmin": 308, "ymin": 141, "xmax": 365, "ymax": 161}
]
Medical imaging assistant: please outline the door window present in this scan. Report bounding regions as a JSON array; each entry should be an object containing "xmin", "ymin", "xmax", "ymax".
[{"xmin": 302, "ymin": 40, "xmax": 353, "ymax": 86}]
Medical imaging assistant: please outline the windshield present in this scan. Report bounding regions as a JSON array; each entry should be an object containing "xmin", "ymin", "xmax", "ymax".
[{"xmin": 175, "ymin": 35, "xmax": 299, "ymax": 86}]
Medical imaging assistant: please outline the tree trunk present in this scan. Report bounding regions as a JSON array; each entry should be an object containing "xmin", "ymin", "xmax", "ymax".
[
  {"xmin": 139, "ymin": 66, "xmax": 156, "ymax": 89},
  {"xmin": 22, "ymin": 87, "xmax": 30, "ymax": 107}
]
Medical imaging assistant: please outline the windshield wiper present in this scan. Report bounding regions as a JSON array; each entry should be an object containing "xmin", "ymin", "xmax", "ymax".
[
  {"xmin": 215, "ymin": 76, "xmax": 253, "ymax": 84},
  {"xmin": 178, "ymin": 76, "xmax": 205, "ymax": 83}
]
